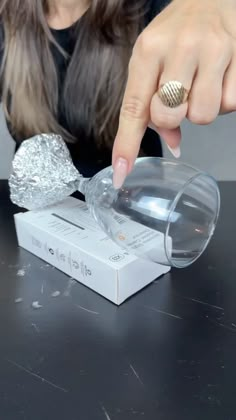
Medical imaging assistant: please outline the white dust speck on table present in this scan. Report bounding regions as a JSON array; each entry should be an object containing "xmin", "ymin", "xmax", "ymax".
[
  {"xmin": 32, "ymin": 301, "xmax": 43, "ymax": 310},
  {"xmin": 6, "ymin": 359, "xmax": 68, "ymax": 393},
  {"xmin": 31, "ymin": 323, "xmax": 40, "ymax": 333},
  {"xmin": 75, "ymin": 304, "xmax": 99, "ymax": 315},
  {"xmin": 14, "ymin": 297, "xmax": 23, "ymax": 304},
  {"xmin": 143, "ymin": 305, "xmax": 183, "ymax": 320},
  {"xmin": 129, "ymin": 363, "xmax": 144, "ymax": 386},
  {"xmin": 51, "ymin": 291, "xmax": 61, "ymax": 298},
  {"xmin": 40, "ymin": 263, "xmax": 52, "ymax": 270},
  {"xmin": 23, "ymin": 263, "xmax": 31, "ymax": 269},
  {"xmin": 41, "ymin": 282, "xmax": 44, "ymax": 295},
  {"xmin": 179, "ymin": 295, "xmax": 224, "ymax": 311},
  {"xmin": 63, "ymin": 278, "xmax": 76, "ymax": 297},
  {"xmin": 16, "ymin": 269, "xmax": 25, "ymax": 277},
  {"xmin": 100, "ymin": 404, "xmax": 111, "ymax": 420}
]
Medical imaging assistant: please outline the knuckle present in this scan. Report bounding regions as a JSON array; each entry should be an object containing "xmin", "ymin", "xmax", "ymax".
[
  {"xmin": 210, "ymin": 37, "xmax": 227, "ymax": 56},
  {"xmin": 135, "ymin": 30, "xmax": 157, "ymax": 57},
  {"xmin": 174, "ymin": 30, "xmax": 230, "ymax": 57},
  {"xmin": 204, "ymin": 31, "xmax": 231, "ymax": 58},
  {"xmin": 174, "ymin": 28, "xmax": 202, "ymax": 52},
  {"xmin": 188, "ymin": 108, "xmax": 213, "ymax": 125},
  {"xmin": 120, "ymin": 97, "xmax": 147, "ymax": 121},
  {"xmin": 221, "ymin": 94, "xmax": 236, "ymax": 112},
  {"xmin": 152, "ymin": 111, "xmax": 180, "ymax": 129},
  {"xmin": 175, "ymin": 36, "xmax": 199, "ymax": 54}
]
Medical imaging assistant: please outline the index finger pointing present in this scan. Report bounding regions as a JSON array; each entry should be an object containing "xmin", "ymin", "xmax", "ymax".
[{"xmin": 112, "ymin": 36, "xmax": 161, "ymax": 176}]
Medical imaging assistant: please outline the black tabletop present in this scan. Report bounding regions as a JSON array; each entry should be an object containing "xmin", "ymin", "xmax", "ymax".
[{"xmin": 0, "ymin": 180, "xmax": 235, "ymax": 420}]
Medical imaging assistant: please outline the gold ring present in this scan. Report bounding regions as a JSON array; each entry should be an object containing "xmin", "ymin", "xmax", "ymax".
[{"xmin": 158, "ymin": 80, "xmax": 189, "ymax": 108}]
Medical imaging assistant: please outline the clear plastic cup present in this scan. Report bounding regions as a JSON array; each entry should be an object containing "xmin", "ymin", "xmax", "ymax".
[{"xmin": 86, "ymin": 157, "xmax": 220, "ymax": 268}]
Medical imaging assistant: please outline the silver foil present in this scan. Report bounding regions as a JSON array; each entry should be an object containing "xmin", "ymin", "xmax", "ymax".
[{"xmin": 9, "ymin": 133, "xmax": 82, "ymax": 210}]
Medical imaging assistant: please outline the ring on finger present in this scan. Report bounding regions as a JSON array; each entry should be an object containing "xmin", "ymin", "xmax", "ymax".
[{"xmin": 158, "ymin": 80, "xmax": 189, "ymax": 108}]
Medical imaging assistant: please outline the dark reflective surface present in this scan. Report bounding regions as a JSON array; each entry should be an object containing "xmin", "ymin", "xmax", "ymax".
[{"xmin": 0, "ymin": 181, "xmax": 234, "ymax": 420}]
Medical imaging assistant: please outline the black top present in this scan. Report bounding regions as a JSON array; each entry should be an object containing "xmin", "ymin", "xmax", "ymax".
[
  {"xmin": 0, "ymin": 180, "xmax": 233, "ymax": 420},
  {"xmin": 1, "ymin": 0, "xmax": 168, "ymax": 177}
]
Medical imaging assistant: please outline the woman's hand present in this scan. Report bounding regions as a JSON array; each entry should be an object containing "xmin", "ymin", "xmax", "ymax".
[{"xmin": 112, "ymin": 0, "xmax": 236, "ymax": 188}]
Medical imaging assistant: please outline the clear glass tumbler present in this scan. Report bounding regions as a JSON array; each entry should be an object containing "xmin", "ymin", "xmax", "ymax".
[{"xmin": 83, "ymin": 157, "xmax": 220, "ymax": 268}]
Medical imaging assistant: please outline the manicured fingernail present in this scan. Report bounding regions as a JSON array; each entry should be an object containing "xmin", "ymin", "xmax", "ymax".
[
  {"xmin": 167, "ymin": 145, "xmax": 181, "ymax": 158},
  {"xmin": 113, "ymin": 158, "xmax": 128, "ymax": 189}
]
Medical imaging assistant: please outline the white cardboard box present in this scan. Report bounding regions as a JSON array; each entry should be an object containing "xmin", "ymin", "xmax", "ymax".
[{"xmin": 14, "ymin": 197, "xmax": 170, "ymax": 305}]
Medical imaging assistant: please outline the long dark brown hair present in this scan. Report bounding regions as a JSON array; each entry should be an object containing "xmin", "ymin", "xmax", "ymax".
[{"xmin": 0, "ymin": 0, "xmax": 146, "ymax": 148}]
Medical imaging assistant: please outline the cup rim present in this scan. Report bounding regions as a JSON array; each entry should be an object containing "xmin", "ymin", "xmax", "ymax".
[{"xmin": 164, "ymin": 172, "xmax": 221, "ymax": 268}]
